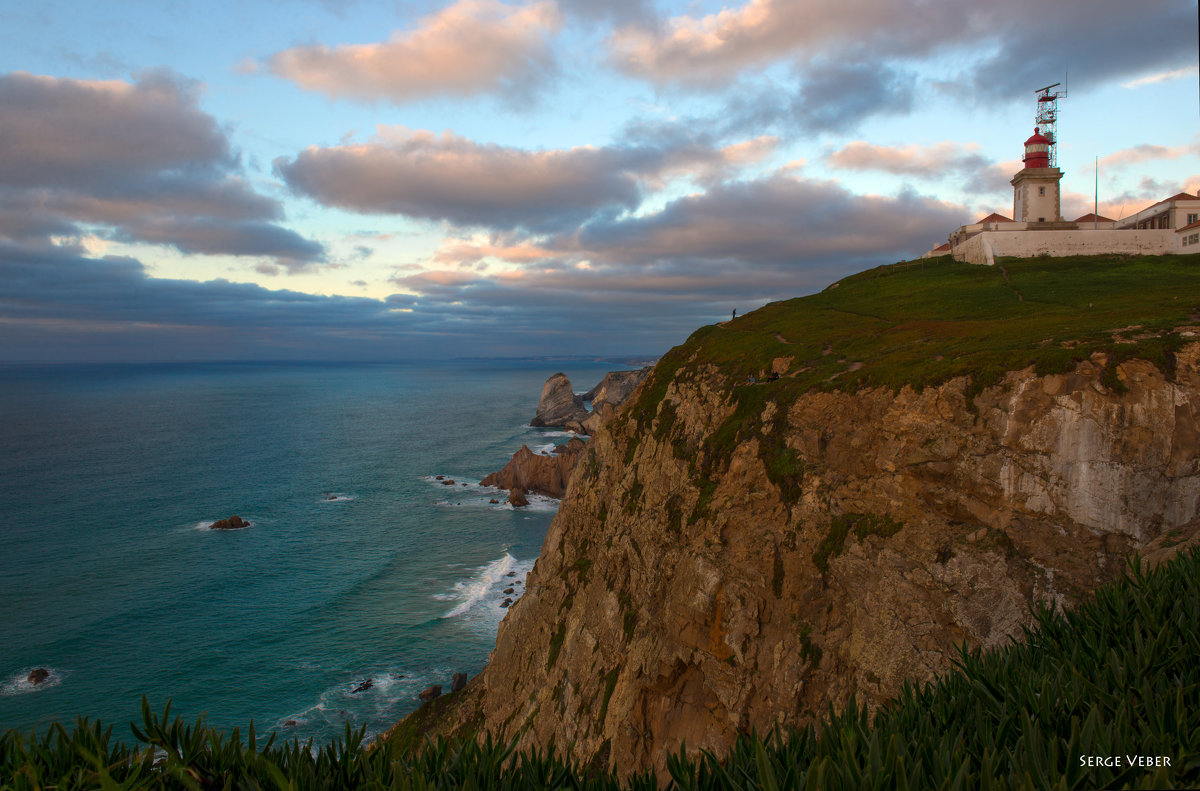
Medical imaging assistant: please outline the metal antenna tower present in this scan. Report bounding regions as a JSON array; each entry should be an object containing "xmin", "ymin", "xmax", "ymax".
[{"xmin": 1034, "ymin": 81, "xmax": 1067, "ymax": 167}]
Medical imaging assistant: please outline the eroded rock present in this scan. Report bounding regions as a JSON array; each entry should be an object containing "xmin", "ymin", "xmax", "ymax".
[
  {"xmin": 530, "ymin": 373, "xmax": 588, "ymax": 428},
  {"xmin": 407, "ymin": 345, "xmax": 1200, "ymax": 779}
]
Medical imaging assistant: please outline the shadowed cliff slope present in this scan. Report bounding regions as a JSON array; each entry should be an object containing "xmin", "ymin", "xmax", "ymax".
[{"xmin": 387, "ymin": 253, "xmax": 1200, "ymax": 776}]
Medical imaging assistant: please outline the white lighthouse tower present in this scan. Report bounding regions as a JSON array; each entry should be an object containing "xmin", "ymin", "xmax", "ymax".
[{"xmin": 1011, "ymin": 127, "xmax": 1065, "ymax": 225}]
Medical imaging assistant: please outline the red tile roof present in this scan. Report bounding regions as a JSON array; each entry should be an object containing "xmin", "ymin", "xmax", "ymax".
[
  {"xmin": 976, "ymin": 212, "xmax": 1013, "ymax": 223},
  {"xmin": 933, "ymin": 242, "xmax": 950, "ymax": 251},
  {"xmin": 1073, "ymin": 212, "xmax": 1115, "ymax": 223},
  {"xmin": 1176, "ymin": 219, "xmax": 1200, "ymax": 233}
]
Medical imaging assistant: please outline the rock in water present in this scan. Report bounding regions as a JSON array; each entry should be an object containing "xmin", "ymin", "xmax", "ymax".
[
  {"xmin": 530, "ymin": 373, "xmax": 589, "ymax": 428},
  {"xmin": 351, "ymin": 679, "xmax": 373, "ymax": 694},
  {"xmin": 418, "ymin": 685, "xmax": 442, "ymax": 702},
  {"xmin": 27, "ymin": 668, "xmax": 50, "ymax": 685},
  {"xmin": 210, "ymin": 515, "xmax": 247, "ymax": 530},
  {"xmin": 451, "ymin": 672, "xmax": 467, "ymax": 692},
  {"xmin": 508, "ymin": 487, "xmax": 530, "ymax": 508},
  {"xmin": 481, "ymin": 438, "xmax": 587, "ymax": 499}
]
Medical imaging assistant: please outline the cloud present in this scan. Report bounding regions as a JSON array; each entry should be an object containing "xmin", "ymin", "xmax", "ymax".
[
  {"xmin": 791, "ymin": 61, "xmax": 916, "ymax": 131},
  {"xmin": 267, "ymin": 0, "xmax": 562, "ymax": 103},
  {"xmin": 1121, "ymin": 65, "xmax": 1199, "ymax": 89},
  {"xmin": 0, "ymin": 70, "xmax": 231, "ymax": 188},
  {"xmin": 0, "ymin": 241, "xmax": 390, "ymax": 360},
  {"xmin": 397, "ymin": 170, "xmax": 970, "ymax": 330},
  {"xmin": 827, "ymin": 139, "xmax": 1030, "ymax": 198},
  {"xmin": 569, "ymin": 173, "xmax": 967, "ymax": 268},
  {"xmin": 607, "ymin": 0, "xmax": 1194, "ymax": 115},
  {"xmin": 828, "ymin": 141, "xmax": 988, "ymax": 176},
  {"xmin": 276, "ymin": 128, "xmax": 641, "ymax": 231},
  {"xmin": 607, "ymin": 0, "xmax": 917, "ymax": 87},
  {"xmin": 2, "ymin": 163, "xmax": 973, "ymax": 361},
  {"xmin": 0, "ymin": 71, "xmax": 324, "ymax": 269},
  {"xmin": 556, "ymin": 0, "xmax": 652, "ymax": 23},
  {"xmin": 276, "ymin": 126, "xmax": 774, "ymax": 231},
  {"xmin": 1100, "ymin": 143, "xmax": 1200, "ymax": 170},
  {"xmin": 0, "ymin": 238, "xmax": 681, "ymax": 360},
  {"xmin": 958, "ymin": 1, "xmax": 1195, "ymax": 100}
]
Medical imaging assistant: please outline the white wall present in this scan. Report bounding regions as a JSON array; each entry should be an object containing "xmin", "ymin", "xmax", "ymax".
[{"xmin": 952, "ymin": 230, "xmax": 1179, "ymax": 266}]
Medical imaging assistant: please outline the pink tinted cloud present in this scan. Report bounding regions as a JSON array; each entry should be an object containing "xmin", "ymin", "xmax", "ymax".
[
  {"xmin": 268, "ymin": 0, "xmax": 562, "ymax": 102},
  {"xmin": 431, "ymin": 236, "xmax": 555, "ymax": 265},
  {"xmin": 608, "ymin": 0, "xmax": 952, "ymax": 86},
  {"xmin": 0, "ymin": 71, "xmax": 324, "ymax": 267},
  {"xmin": 827, "ymin": 140, "xmax": 1018, "ymax": 196},
  {"xmin": 827, "ymin": 141, "xmax": 984, "ymax": 176},
  {"xmin": 277, "ymin": 127, "xmax": 641, "ymax": 229},
  {"xmin": 608, "ymin": 0, "xmax": 1191, "ymax": 101},
  {"xmin": 1100, "ymin": 143, "xmax": 1200, "ymax": 170},
  {"xmin": 277, "ymin": 126, "xmax": 776, "ymax": 230},
  {"xmin": 0, "ymin": 70, "xmax": 230, "ymax": 187}
]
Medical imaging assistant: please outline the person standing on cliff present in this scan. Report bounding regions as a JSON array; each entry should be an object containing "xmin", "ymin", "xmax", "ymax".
[{"xmin": 732, "ymin": 309, "xmax": 737, "ymax": 321}]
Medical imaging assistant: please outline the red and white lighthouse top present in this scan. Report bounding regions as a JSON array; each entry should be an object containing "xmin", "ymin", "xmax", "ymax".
[{"xmin": 1023, "ymin": 127, "xmax": 1051, "ymax": 168}]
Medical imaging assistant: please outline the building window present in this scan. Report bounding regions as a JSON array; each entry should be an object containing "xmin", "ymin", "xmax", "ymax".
[
  {"xmin": 1038, "ymin": 186, "xmax": 1045, "ymax": 196},
  {"xmin": 1188, "ymin": 213, "xmax": 1198, "ymax": 224}
]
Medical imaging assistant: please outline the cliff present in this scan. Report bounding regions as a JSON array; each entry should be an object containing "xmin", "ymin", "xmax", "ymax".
[
  {"xmin": 389, "ymin": 254, "xmax": 1200, "ymax": 776},
  {"xmin": 581, "ymin": 368, "xmax": 652, "ymax": 434}
]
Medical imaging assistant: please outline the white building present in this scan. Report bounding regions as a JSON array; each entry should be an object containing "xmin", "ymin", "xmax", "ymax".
[{"xmin": 927, "ymin": 127, "xmax": 1198, "ymax": 266}]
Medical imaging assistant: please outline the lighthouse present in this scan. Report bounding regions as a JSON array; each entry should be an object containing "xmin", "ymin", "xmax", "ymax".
[{"xmin": 1010, "ymin": 127, "xmax": 1064, "ymax": 224}]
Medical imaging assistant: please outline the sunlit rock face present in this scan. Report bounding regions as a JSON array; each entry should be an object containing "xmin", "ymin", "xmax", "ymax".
[{"xmin": 422, "ymin": 345, "xmax": 1200, "ymax": 778}]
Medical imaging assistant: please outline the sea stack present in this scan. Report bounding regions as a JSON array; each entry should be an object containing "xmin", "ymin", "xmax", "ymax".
[{"xmin": 529, "ymin": 373, "xmax": 588, "ymax": 428}]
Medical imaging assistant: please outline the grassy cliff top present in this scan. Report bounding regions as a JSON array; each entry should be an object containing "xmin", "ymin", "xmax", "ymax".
[{"xmin": 631, "ymin": 253, "xmax": 1200, "ymax": 426}]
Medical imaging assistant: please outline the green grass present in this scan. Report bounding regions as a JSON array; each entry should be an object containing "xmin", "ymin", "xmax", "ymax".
[
  {"xmin": 620, "ymin": 254, "xmax": 1200, "ymax": 517},
  {"xmin": 626, "ymin": 254, "xmax": 1200, "ymax": 429},
  {"xmin": 7, "ymin": 548, "xmax": 1199, "ymax": 789}
]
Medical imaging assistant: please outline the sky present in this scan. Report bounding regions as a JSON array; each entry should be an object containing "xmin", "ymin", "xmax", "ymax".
[{"xmin": 1, "ymin": 0, "xmax": 1197, "ymax": 361}]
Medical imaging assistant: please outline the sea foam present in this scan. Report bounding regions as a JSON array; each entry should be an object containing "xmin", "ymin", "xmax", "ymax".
[
  {"xmin": 277, "ymin": 666, "xmax": 453, "ymax": 745},
  {"xmin": 437, "ymin": 553, "xmax": 516, "ymax": 618},
  {"xmin": 1, "ymin": 668, "xmax": 63, "ymax": 696}
]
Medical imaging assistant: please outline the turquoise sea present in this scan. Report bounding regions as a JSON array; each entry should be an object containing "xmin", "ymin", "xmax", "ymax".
[{"xmin": 0, "ymin": 360, "xmax": 620, "ymax": 745}]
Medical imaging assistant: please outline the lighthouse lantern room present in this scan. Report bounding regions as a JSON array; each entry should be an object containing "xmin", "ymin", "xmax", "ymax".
[{"xmin": 1011, "ymin": 126, "xmax": 1064, "ymax": 224}]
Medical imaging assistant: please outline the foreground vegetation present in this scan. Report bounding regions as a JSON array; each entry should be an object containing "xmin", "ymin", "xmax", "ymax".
[{"xmin": 5, "ymin": 547, "xmax": 1198, "ymax": 789}]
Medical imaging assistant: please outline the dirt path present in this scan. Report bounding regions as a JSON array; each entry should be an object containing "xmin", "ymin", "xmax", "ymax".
[{"xmin": 998, "ymin": 265, "xmax": 1024, "ymax": 301}]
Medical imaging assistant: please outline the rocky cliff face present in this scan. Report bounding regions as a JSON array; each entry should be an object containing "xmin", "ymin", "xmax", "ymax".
[
  {"xmin": 581, "ymin": 368, "xmax": 652, "ymax": 434},
  {"xmin": 426, "ymin": 344, "xmax": 1200, "ymax": 776}
]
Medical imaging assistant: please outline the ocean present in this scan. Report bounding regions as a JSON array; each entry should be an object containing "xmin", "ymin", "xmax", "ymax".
[{"xmin": 0, "ymin": 360, "xmax": 621, "ymax": 745}]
